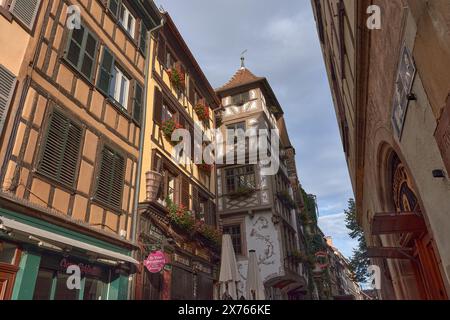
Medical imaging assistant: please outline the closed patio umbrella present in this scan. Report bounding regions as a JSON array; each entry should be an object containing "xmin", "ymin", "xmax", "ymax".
[
  {"xmin": 219, "ymin": 234, "xmax": 240, "ymax": 300},
  {"xmin": 246, "ymin": 250, "xmax": 265, "ymax": 300}
]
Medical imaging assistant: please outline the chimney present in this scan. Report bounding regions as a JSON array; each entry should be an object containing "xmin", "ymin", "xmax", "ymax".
[{"xmin": 325, "ymin": 236, "xmax": 333, "ymax": 247}]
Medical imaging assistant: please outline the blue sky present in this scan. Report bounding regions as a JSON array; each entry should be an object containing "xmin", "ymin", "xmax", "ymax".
[{"xmin": 157, "ymin": 0, "xmax": 357, "ymax": 258}]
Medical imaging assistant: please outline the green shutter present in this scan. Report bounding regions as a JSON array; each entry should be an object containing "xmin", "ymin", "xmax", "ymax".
[
  {"xmin": 97, "ymin": 48, "xmax": 115, "ymax": 95},
  {"xmin": 139, "ymin": 22, "xmax": 147, "ymax": 55},
  {"xmin": 96, "ymin": 146, "xmax": 125, "ymax": 210},
  {"xmin": 108, "ymin": 0, "xmax": 120, "ymax": 17},
  {"xmin": 39, "ymin": 110, "xmax": 82, "ymax": 187},
  {"xmin": 0, "ymin": 65, "xmax": 17, "ymax": 136},
  {"xmin": 132, "ymin": 82, "xmax": 143, "ymax": 124},
  {"xmin": 9, "ymin": 0, "xmax": 41, "ymax": 31},
  {"xmin": 65, "ymin": 24, "xmax": 98, "ymax": 81}
]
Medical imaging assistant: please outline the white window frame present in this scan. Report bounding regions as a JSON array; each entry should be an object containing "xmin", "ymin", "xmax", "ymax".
[
  {"xmin": 110, "ymin": 65, "xmax": 130, "ymax": 110},
  {"xmin": 119, "ymin": 2, "xmax": 136, "ymax": 37}
]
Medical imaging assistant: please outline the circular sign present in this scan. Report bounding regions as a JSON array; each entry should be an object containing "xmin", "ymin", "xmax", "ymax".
[
  {"xmin": 144, "ymin": 251, "xmax": 166, "ymax": 273},
  {"xmin": 314, "ymin": 251, "xmax": 329, "ymax": 270}
]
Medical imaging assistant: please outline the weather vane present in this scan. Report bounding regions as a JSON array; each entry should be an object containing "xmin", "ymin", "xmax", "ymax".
[{"xmin": 240, "ymin": 49, "xmax": 248, "ymax": 69}]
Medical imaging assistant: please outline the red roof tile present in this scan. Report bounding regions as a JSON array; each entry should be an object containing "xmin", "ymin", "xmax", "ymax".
[{"xmin": 216, "ymin": 67, "xmax": 265, "ymax": 92}]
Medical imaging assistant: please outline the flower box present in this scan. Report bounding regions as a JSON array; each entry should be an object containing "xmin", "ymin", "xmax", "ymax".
[
  {"xmin": 166, "ymin": 198, "xmax": 195, "ymax": 233},
  {"xmin": 276, "ymin": 191, "xmax": 297, "ymax": 210},
  {"xmin": 227, "ymin": 186, "xmax": 256, "ymax": 200},
  {"xmin": 167, "ymin": 64, "xmax": 186, "ymax": 91},
  {"xmin": 198, "ymin": 162, "xmax": 213, "ymax": 173},
  {"xmin": 194, "ymin": 103, "xmax": 210, "ymax": 123},
  {"xmin": 161, "ymin": 119, "xmax": 183, "ymax": 144}
]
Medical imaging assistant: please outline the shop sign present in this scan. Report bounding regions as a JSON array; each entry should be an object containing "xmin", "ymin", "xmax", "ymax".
[
  {"xmin": 173, "ymin": 253, "xmax": 191, "ymax": 267},
  {"xmin": 59, "ymin": 258, "xmax": 102, "ymax": 277},
  {"xmin": 435, "ymin": 96, "xmax": 450, "ymax": 174},
  {"xmin": 314, "ymin": 251, "xmax": 329, "ymax": 272},
  {"xmin": 144, "ymin": 250, "xmax": 166, "ymax": 273}
]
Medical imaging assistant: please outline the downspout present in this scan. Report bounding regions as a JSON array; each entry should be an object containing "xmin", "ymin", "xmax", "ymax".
[{"xmin": 128, "ymin": 16, "xmax": 165, "ymax": 300}]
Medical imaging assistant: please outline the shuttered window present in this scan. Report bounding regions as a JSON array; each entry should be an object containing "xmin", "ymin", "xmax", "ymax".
[
  {"xmin": 108, "ymin": 0, "xmax": 120, "ymax": 17},
  {"xmin": 171, "ymin": 267, "xmax": 194, "ymax": 300},
  {"xmin": 97, "ymin": 48, "xmax": 115, "ymax": 96},
  {"xmin": 139, "ymin": 22, "xmax": 147, "ymax": 55},
  {"xmin": 157, "ymin": 34, "xmax": 166, "ymax": 66},
  {"xmin": 39, "ymin": 110, "xmax": 82, "ymax": 187},
  {"xmin": 95, "ymin": 146, "xmax": 125, "ymax": 210},
  {"xmin": 65, "ymin": 24, "xmax": 98, "ymax": 81},
  {"xmin": 132, "ymin": 82, "xmax": 143, "ymax": 124},
  {"xmin": 9, "ymin": 0, "xmax": 41, "ymax": 31},
  {"xmin": 153, "ymin": 87, "xmax": 163, "ymax": 124},
  {"xmin": 180, "ymin": 175, "xmax": 190, "ymax": 209},
  {"xmin": 188, "ymin": 79, "xmax": 195, "ymax": 106},
  {"xmin": 0, "ymin": 65, "xmax": 17, "ymax": 137}
]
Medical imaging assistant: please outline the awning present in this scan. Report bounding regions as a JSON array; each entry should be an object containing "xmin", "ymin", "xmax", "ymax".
[
  {"xmin": 0, "ymin": 215, "xmax": 139, "ymax": 266},
  {"xmin": 366, "ymin": 246, "xmax": 414, "ymax": 260},
  {"xmin": 371, "ymin": 212, "xmax": 426, "ymax": 235}
]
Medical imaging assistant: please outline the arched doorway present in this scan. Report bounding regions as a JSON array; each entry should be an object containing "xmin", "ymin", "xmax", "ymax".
[{"xmin": 389, "ymin": 153, "xmax": 447, "ymax": 300}]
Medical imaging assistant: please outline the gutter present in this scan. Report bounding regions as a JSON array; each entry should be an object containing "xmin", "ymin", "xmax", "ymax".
[{"xmin": 128, "ymin": 14, "xmax": 165, "ymax": 300}]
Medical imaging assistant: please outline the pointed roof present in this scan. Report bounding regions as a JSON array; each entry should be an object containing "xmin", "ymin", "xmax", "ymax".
[{"xmin": 216, "ymin": 67, "xmax": 265, "ymax": 92}]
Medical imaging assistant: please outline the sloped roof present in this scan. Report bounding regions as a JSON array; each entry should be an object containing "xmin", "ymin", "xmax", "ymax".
[{"xmin": 216, "ymin": 67, "xmax": 265, "ymax": 92}]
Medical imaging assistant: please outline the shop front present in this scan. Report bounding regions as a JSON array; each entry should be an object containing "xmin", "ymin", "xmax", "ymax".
[{"xmin": 0, "ymin": 208, "xmax": 138, "ymax": 300}]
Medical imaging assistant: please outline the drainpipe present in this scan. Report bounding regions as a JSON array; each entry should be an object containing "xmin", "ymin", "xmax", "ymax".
[{"xmin": 128, "ymin": 15, "xmax": 165, "ymax": 301}]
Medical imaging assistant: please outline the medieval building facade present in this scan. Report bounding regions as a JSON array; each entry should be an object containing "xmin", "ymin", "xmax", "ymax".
[{"xmin": 312, "ymin": 0, "xmax": 450, "ymax": 300}]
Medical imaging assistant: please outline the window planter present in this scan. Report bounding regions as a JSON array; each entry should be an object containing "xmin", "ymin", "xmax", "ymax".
[
  {"xmin": 276, "ymin": 191, "xmax": 297, "ymax": 210},
  {"xmin": 161, "ymin": 119, "xmax": 183, "ymax": 144},
  {"xmin": 166, "ymin": 198, "xmax": 195, "ymax": 233},
  {"xmin": 194, "ymin": 103, "xmax": 210, "ymax": 123},
  {"xmin": 195, "ymin": 221, "xmax": 222, "ymax": 249},
  {"xmin": 227, "ymin": 186, "xmax": 256, "ymax": 200},
  {"xmin": 198, "ymin": 162, "xmax": 213, "ymax": 173},
  {"xmin": 167, "ymin": 65, "xmax": 185, "ymax": 91}
]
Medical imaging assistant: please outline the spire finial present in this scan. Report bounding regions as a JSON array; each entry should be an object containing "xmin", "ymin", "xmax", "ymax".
[{"xmin": 240, "ymin": 49, "xmax": 248, "ymax": 69}]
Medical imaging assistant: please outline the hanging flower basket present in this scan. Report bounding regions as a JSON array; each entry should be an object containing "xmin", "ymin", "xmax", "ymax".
[
  {"xmin": 161, "ymin": 119, "xmax": 183, "ymax": 144},
  {"xmin": 194, "ymin": 103, "xmax": 210, "ymax": 123},
  {"xmin": 167, "ymin": 65, "xmax": 186, "ymax": 91}
]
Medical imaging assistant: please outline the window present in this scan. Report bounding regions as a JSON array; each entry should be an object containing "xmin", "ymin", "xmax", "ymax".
[
  {"xmin": 97, "ymin": 48, "xmax": 137, "ymax": 112},
  {"xmin": 65, "ymin": 24, "xmax": 98, "ymax": 81},
  {"xmin": 118, "ymin": 1, "xmax": 135, "ymax": 37},
  {"xmin": 223, "ymin": 225, "xmax": 242, "ymax": 255},
  {"xmin": 162, "ymin": 102, "xmax": 173, "ymax": 123},
  {"xmin": 39, "ymin": 110, "xmax": 83, "ymax": 187},
  {"xmin": 95, "ymin": 146, "xmax": 125, "ymax": 210},
  {"xmin": 153, "ymin": 87, "xmax": 176, "ymax": 125},
  {"xmin": 110, "ymin": 65, "xmax": 130, "ymax": 110},
  {"xmin": 0, "ymin": 241, "xmax": 17, "ymax": 264},
  {"xmin": 231, "ymin": 91, "xmax": 250, "ymax": 106},
  {"xmin": 8, "ymin": 0, "xmax": 41, "ymax": 30},
  {"xmin": 225, "ymin": 165, "xmax": 255, "ymax": 193},
  {"xmin": 0, "ymin": 64, "xmax": 16, "ymax": 137},
  {"xmin": 167, "ymin": 173, "xmax": 175, "ymax": 202},
  {"xmin": 166, "ymin": 50, "xmax": 177, "ymax": 70},
  {"xmin": 139, "ymin": 21, "xmax": 147, "ymax": 54}
]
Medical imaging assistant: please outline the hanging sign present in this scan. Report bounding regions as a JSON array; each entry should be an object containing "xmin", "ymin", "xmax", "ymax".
[
  {"xmin": 314, "ymin": 251, "xmax": 329, "ymax": 271},
  {"xmin": 144, "ymin": 251, "xmax": 166, "ymax": 273}
]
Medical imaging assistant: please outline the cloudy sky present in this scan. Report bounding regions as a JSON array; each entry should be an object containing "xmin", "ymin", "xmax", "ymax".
[{"xmin": 157, "ymin": 0, "xmax": 357, "ymax": 258}]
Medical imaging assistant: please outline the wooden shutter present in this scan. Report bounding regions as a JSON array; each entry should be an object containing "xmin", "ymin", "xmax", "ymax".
[
  {"xmin": 39, "ymin": 110, "xmax": 82, "ymax": 187},
  {"xmin": 192, "ymin": 186, "xmax": 200, "ymax": 218},
  {"xmin": 207, "ymin": 200, "xmax": 217, "ymax": 227},
  {"xmin": 96, "ymin": 146, "xmax": 125, "ymax": 209},
  {"xmin": 153, "ymin": 87, "xmax": 163, "ymax": 124},
  {"xmin": 0, "ymin": 65, "xmax": 17, "ymax": 136},
  {"xmin": 181, "ymin": 175, "xmax": 190, "ymax": 208},
  {"xmin": 139, "ymin": 22, "xmax": 147, "ymax": 54},
  {"xmin": 188, "ymin": 78, "xmax": 195, "ymax": 105},
  {"xmin": 97, "ymin": 48, "xmax": 115, "ymax": 95},
  {"xmin": 108, "ymin": 0, "xmax": 120, "ymax": 17},
  {"xmin": 157, "ymin": 34, "xmax": 166, "ymax": 65},
  {"xmin": 9, "ymin": 0, "xmax": 41, "ymax": 31},
  {"xmin": 66, "ymin": 26, "xmax": 85, "ymax": 70},
  {"xmin": 133, "ymin": 82, "xmax": 143, "ymax": 124},
  {"xmin": 80, "ymin": 31, "xmax": 98, "ymax": 80},
  {"xmin": 338, "ymin": 0, "xmax": 346, "ymax": 79}
]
